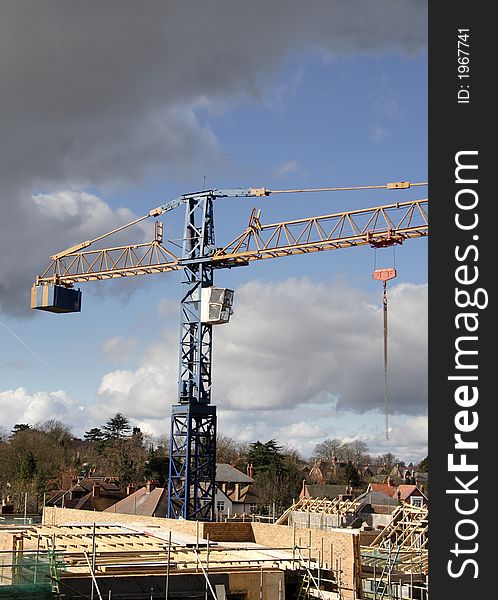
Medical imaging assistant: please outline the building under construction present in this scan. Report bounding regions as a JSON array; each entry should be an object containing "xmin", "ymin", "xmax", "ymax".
[{"xmin": 0, "ymin": 499, "xmax": 427, "ymax": 600}]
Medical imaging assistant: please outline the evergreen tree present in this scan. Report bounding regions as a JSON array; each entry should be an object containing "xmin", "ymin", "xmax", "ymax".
[
  {"xmin": 102, "ymin": 413, "xmax": 132, "ymax": 440},
  {"xmin": 84, "ymin": 427, "xmax": 106, "ymax": 442}
]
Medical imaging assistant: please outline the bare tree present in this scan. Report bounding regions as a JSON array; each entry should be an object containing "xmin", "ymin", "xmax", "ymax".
[{"xmin": 313, "ymin": 438, "xmax": 343, "ymax": 462}]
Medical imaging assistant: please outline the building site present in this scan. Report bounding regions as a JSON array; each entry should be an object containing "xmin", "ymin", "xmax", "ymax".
[
  {"xmin": 0, "ymin": 181, "xmax": 428, "ymax": 599},
  {"xmin": 0, "ymin": 3, "xmax": 429, "ymax": 599}
]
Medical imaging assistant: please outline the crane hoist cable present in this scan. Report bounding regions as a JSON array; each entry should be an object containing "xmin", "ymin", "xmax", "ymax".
[{"xmin": 373, "ymin": 267, "xmax": 397, "ymax": 440}]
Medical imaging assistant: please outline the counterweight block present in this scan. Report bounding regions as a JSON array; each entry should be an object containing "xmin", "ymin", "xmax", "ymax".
[{"xmin": 31, "ymin": 283, "xmax": 82, "ymax": 313}]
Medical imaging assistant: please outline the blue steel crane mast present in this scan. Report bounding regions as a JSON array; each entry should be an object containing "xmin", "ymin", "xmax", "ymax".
[
  {"xmin": 31, "ymin": 182, "xmax": 428, "ymax": 522},
  {"xmin": 157, "ymin": 188, "xmax": 265, "ymax": 520}
]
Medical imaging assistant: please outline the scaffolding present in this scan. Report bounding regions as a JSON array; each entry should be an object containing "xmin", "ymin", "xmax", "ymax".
[
  {"xmin": 275, "ymin": 497, "xmax": 360, "ymax": 526},
  {"xmin": 360, "ymin": 505, "xmax": 428, "ymax": 600},
  {"xmin": 3, "ymin": 522, "xmax": 351, "ymax": 599}
]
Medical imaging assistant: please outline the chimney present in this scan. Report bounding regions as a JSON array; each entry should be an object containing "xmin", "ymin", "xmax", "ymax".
[
  {"xmin": 146, "ymin": 480, "xmax": 156, "ymax": 493},
  {"xmin": 246, "ymin": 463, "xmax": 254, "ymax": 479},
  {"xmin": 234, "ymin": 482, "xmax": 240, "ymax": 502},
  {"xmin": 92, "ymin": 483, "xmax": 101, "ymax": 498},
  {"xmin": 127, "ymin": 483, "xmax": 136, "ymax": 496},
  {"xmin": 387, "ymin": 476, "xmax": 393, "ymax": 487}
]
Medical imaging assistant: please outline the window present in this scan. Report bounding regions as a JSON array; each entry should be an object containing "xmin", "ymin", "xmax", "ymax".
[
  {"xmin": 249, "ymin": 503, "xmax": 258, "ymax": 513},
  {"xmin": 411, "ymin": 496, "xmax": 424, "ymax": 507},
  {"xmin": 216, "ymin": 501, "xmax": 225, "ymax": 513}
]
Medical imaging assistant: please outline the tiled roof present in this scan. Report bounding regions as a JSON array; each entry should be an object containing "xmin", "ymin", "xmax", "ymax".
[
  {"xmin": 216, "ymin": 464, "xmax": 254, "ymax": 484},
  {"xmin": 104, "ymin": 487, "xmax": 168, "ymax": 517},
  {"xmin": 305, "ymin": 484, "xmax": 348, "ymax": 499}
]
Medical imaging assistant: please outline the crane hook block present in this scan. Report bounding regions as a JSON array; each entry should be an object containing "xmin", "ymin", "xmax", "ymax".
[
  {"xmin": 31, "ymin": 284, "xmax": 82, "ymax": 313},
  {"xmin": 373, "ymin": 268, "xmax": 397, "ymax": 282}
]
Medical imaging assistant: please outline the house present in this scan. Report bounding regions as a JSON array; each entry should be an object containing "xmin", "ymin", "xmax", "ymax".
[
  {"xmin": 366, "ymin": 480, "xmax": 428, "ymax": 508},
  {"xmin": 45, "ymin": 477, "xmax": 125, "ymax": 511},
  {"xmin": 97, "ymin": 464, "xmax": 263, "ymax": 519},
  {"xmin": 215, "ymin": 463, "xmax": 262, "ymax": 517},
  {"xmin": 353, "ymin": 489, "xmax": 399, "ymax": 529},
  {"xmin": 307, "ymin": 457, "xmax": 348, "ymax": 484},
  {"xmin": 394, "ymin": 484, "xmax": 428, "ymax": 507}
]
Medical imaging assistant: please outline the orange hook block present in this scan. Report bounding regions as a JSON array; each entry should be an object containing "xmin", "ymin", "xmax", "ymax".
[{"xmin": 373, "ymin": 267, "xmax": 397, "ymax": 282}]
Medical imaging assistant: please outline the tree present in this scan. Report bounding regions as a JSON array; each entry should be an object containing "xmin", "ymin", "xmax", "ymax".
[
  {"xmin": 102, "ymin": 413, "xmax": 132, "ymax": 440},
  {"xmin": 216, "ymin": 434, "xmax": 241, "ymax": 465},
  {"xmin": 340, "ymin": 440, "xmax": 369, "ymax": 466},
  {"xmin": 247, "ymin": 440, "xmax": 284, "ymax": 474},
  {"xmin": 418, "ymin": 456, "xmax": 428, "ymax": 473},
  {"xmin": 84, "ymin": 428, "xmax": 106, "ymax": 443},
  {"xmin": 37, "ymin": 420, "xmax": 73, "ymax": 448},
  {"xmin": 143, "ymin": 445, "xmax": 169, "ymax": 486},
  {"xmin": 313, "ymin": 438, "xmax": 342, "ymax": 462},
  {"xmin": 343, "ymin": 461, "xmax": 361, "ymax": 489},
  {"xmin": 19, "ymin": 451, "xmax": 37, "ymax": 482},
  {"xmin": 10, "ymin": 423, "xmax": 30, "ymax": 437},
  {"xmin": 375, "ymin": 452, "xmax": 399, "ymax": 473}
]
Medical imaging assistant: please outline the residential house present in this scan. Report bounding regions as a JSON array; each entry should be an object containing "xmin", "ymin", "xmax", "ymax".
[
  {"xmin": 45, "ymin": 477, "xmax": 125, "ymax": 511},
  {"xmin": 366, "ymin": 479, "xmax": 428, "ymax": 508},
  {"xmin": 215, "ymin": 463, "xmax": 262, "ymax": 517}
]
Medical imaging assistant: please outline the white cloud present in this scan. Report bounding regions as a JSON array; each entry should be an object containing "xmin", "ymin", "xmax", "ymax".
[
  {"xmin": 83, "ymin": 277, "xmax": 427, "ymax": 460},
  {"xmin": 0, "ymin": 1, "xmax": 426, "ymax": 317},
  {"xmin": 0, "ymin": 387, "xmax": 82, "ymax": 430},
  {"xmin": 102, "ymin": 336, "xmax": 138, "ymax": 363},
  {"xmin": 0, "ymin": 189, "xmax": 150, "ymax": 315}
]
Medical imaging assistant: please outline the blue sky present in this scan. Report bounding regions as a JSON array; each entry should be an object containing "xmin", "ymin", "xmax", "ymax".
[{"xmin": 0, "ymin": 1, "xmax": 427, "ymax": 463}]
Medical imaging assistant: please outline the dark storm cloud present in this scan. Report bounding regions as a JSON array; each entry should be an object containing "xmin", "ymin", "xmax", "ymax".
[{"xmin": 0, "ymin": 0, "xmax": 427, "ymax": 315}]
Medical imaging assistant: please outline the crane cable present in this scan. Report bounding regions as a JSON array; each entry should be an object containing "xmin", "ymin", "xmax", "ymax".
[{"xmin": 382, "ymin": 280, "xmax": 389, "ymax": 441}]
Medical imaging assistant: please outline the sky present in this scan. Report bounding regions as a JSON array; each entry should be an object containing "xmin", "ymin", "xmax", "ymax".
[{"xmin": 0, "ymin": 1, "xmax": 428, "ymax": 463}]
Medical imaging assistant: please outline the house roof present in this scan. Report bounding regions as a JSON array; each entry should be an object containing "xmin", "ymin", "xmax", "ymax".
[
  {"xmin": 45, "ymin": 477, "xmax": 124, "ymax": 508},
  {"xmin": 368, "ymin": 483, "xmax": 397, "ymax": 496},
  {"xmin": 395, "ymin": 485, "xmax": 428, "ymax": 501},
  {"xmin": 355, "ymin": 490, "xmax": 398, "ymax": 506},
  {"xmin": 304, "ymin": 484, "xmax": 348, "ymax": 499},
  {"xmin": 104, "ymin": 486, "xmax": 168, "ymax": 518},
  {"xmin": 216, "ymin": 464, "xmax": 253, "ymax": 484}
]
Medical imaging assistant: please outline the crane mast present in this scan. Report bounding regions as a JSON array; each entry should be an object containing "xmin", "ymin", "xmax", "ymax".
[
  {"xmin": 31, "ymin": 181, "xmax": 428, "ymax": 521},
  {"xmin": 169, "ymin": 194, "xmax": 216, "ymax": 520}
]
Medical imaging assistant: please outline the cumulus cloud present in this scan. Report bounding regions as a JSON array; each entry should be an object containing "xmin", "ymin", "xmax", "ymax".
[
  {"xmin": 87, "ymin": 278, "xmax": 427, "ymax": 454},
  {"xmin": 0, "ymin": 277, "xmax": 427, "ymax": 460},
  {"xmin": 214, "ymin": 279, "xmax": 427, "ymax": 415},
  {"xmin": 0, "ymin": 190, "xmax": 149, "ymax": 315},
  {"xmin": 102, "ymin": 336, "xmax": 138, "ymax": 363},
  {"xmin": 0, "ymin": 387, "xmax": 83, "ymax": 428},
  {"xmin": 0, "ymin": 1, "xmax": 426, "ymax": 316}
]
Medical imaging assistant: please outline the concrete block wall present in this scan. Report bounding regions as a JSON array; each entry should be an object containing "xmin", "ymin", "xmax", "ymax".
[
  {"xmin": 251, "ymin": 522, "xmax": 362, "ymax": 600},
  {"xmin": 41, "ymin": 507, "xmax": 361, "ymax": 599},
  {"xmin": 203, "ymin": 521, "xmax": 254, "ymax": 542},
  {"xmin": 42, "ymin": 506, "xmax": 201, "ymax": 536}
]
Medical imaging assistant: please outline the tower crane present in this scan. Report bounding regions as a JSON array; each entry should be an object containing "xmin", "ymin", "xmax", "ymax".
[{"xmin": 31, "ymin": 182, "xmax": 428, "ymax": 521}]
